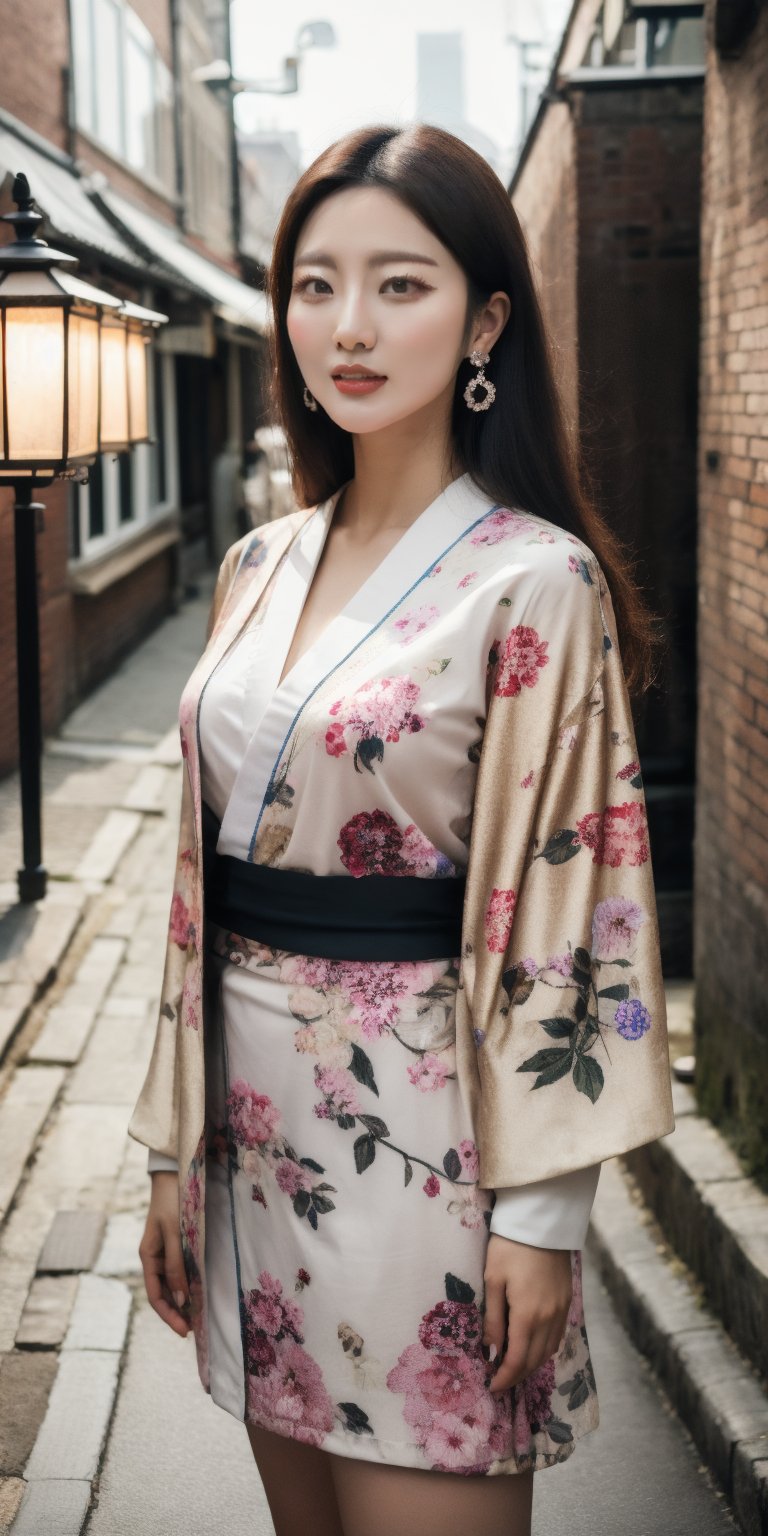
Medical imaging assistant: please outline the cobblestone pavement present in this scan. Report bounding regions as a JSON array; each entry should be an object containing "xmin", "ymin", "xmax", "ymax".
[{"xmin": 0, "ymin": 576, "xmax": 739, "ymax": 1535}]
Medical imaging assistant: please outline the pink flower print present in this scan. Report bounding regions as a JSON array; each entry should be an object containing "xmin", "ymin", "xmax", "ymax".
[
  {"xmin": 485, "ymin": 887, "xmax": 516, "ymax": 954},
  {"xmin": 617, "ymin": 757, "xmax": 641, "ymax": 781},
  {"xmin": 407, "ymin": 1053, "xmax": 453, "ymax": 1092},
  {"xmin": 520, "ymin": 955, "xmax": 539, "ymax": 978},
  {"xmin": 179, "ymin": 726, "xmax": 189, "ymax": 758},
  {"xmin": 458, "ymin": 1139, "xmax": 479, "ymax": 1178},
  {"xmin": 393, "ymin": 604, "xmax": 440, "ymax": 644},
  {"xmin": 247, "ymin": 1338, "xmax": 337, "ymax": 1446},
  {"xmin": 591, "ymin": 896, "xmax": 646, "ymax": 961},
  {"xmin": 521, "ymin": 769, "xmax": 535, "ymax": 788},
  {"xmin": 169, "ymin": 892, "xmax": 193, "ymax": 949},
  {"xmin": 313, "ymin": 1063, "xmax": 362, "ymax": 1119},
  {"xmin": 423, "ymin": 1173, "xmax": 441, "ymax": 1198},
  {"xmin": 337, "ymin": 809, "xmax": 406, "ymax": 876},
  {"xmin": 424, "ymin": 1405, "xmax": 496, "ymax": 1468},
  {"xmin": 488, "ymin": 625, "xmax": 549, "ymax": 698},
  {"xmin": 227, "ymin": 1079, "xmax": 282, "ymax": 1148},
  {"xmin": 470, "ymin": 508, "xmax": 531, "ymax": 546},
  {"xmin": 457, "ymin": 572, "xmax": 478, "ymax": 589},
  {"xmin": 400, "ymin": 823, "xmax": 456, "ymax": 877},
  {"xmin": 326, "ymin": 676, "xmax": 426, "ymax": 773},
  {"xmin": 419, "ymin": 1299, "xmax": 483, "ymax": 1354},
  {"xmin": 275, "ymin": 1159, "xmax": 314, "ymax": 1196},
  {"xmin": 513, "ymin": 1357, "xmax": 555, "ymax": 1452},
  {"xmin": 577, "ymin": 801, "xmax": 649, "ymax": 867},
  {"xmin": 546, "ymin": 951, "xmax": 574, "ymax": 977},
  {"xmin": 324, "ymin": 721, "xmax": 346, "ymax": 757},
  {"xmin": 180, "ymin": 962, "xmax": 202, "ymax": 1031}
]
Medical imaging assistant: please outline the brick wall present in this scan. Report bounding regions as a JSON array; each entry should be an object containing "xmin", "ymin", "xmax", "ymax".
[
  {"xmin": 694, "ymin": 0, "xmax": 768, "ymax": 1182},
  {"xmin": 0, "ymin": 0, "xmax": 70, "ymax": 152},
  {"xmin": 513, "ymin": 77, "xmax": 703, "ymax": 976}
]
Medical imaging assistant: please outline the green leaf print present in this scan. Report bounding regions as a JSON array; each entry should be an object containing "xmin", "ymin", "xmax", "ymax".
[
  {"xmin": 598, "ymin": 984, "xmax": 630, "ymax": 1001},
  {"xmin": 538, "ymin": 828, "xmax": 581, "ymax": 865},
  {"xmin": 354, "ymin": 1133, "xmax": 376, "ymax": 1174},
  {"xmin": 517, "ymin": 1046, "xmax": 575, "ymax": 1088},
  {"xmin": 443, "ymin": 1147, "xmax": 462, "ymax": 1181},
  {"xmin": 445, "ymin": 1273, "xmax": 475, "ymax": 1304},
  {"xmin": 572, "ymin": 1054, "xmax": 604, "ymax": 1102},
  {"xmin": 540, "ymin": 1017, "xmax": 578, "ymax": 1039},
  {"xmin": 348, "ymin": 1044, "xmax": 379, "ymax": 1097}
]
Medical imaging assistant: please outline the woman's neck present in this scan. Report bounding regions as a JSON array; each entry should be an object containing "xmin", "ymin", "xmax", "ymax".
[{"xmin": 334, "ymin": 421, "xmax": 463, "ymax": 542}]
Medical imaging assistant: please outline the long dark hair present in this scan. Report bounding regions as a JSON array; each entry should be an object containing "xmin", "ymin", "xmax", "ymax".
[{"xmin": 266, "ymin": 122, "xmax": 664, "ymax": 698}]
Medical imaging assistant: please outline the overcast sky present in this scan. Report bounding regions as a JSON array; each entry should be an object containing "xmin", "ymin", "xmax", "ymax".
[{"xmin": 230, "ymin": 0, "xmax": 570, "ymax": 185}]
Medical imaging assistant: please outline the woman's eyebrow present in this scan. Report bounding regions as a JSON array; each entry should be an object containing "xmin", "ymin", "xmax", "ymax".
[{"xmin": 293, "ymin": 250, "xmax": 440, "ymax": 269}]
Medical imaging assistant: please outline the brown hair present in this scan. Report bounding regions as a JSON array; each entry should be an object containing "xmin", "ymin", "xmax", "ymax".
[{"xmin": 266, "ymin": 122, "xmax": 665, "ymax": 699}]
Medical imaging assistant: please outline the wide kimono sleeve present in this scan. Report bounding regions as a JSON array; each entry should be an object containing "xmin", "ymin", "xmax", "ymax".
[
  {"xmin": 126, "ymin": 540, "xmax": 243, "ymax": 1160},
  {"xmin": 454, "ymin": 539, "xmax": 676, "ymax": 1191}
]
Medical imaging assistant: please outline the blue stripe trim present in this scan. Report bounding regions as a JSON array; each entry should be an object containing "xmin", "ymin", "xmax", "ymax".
[{"xmin": 247, "ymin": 502, "xmax": 502, "ymax": 860}]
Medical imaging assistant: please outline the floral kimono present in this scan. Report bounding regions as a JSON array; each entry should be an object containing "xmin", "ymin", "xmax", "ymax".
[{"xmin": 127, "ymin": 470, "xmax": 675, "ymax": 1476}]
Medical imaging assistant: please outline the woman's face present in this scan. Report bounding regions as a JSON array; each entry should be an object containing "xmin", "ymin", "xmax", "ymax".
[{"xmin": 286, "ymin": 185, "xmax": 495, "ymax": 436}]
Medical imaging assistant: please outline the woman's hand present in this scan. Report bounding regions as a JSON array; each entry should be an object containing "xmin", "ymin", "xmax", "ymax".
[
  {"xmin": 138, "ymin": 1172, "xmax": 191, "ymax": 1338},
  {"xmin": 483, "ymin": 1234, "xmax": 572, "ymax": 1395}
]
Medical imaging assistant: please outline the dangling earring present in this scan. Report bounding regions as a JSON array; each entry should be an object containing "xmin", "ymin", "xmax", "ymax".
[
  {"xmin": 464, "ymin": 349, "xmax": 496, "ymax": 412},
  {"xmin": 303, "ymin": 384, "xmax": 318, "ymax": 412}
]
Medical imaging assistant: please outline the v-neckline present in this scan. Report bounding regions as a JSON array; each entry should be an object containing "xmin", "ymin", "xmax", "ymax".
[
  {"xmin": 271, "ymin": 470, "xmax": 477, "ymax": 695},
  {"xmin": 214, "ymin": 469, "xmax": 499, "ymax": 861}
]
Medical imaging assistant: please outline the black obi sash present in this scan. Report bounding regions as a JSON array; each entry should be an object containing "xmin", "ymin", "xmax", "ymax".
[{"xmin": 202, "ymin": 800, "xmax": 466, "ymax": 961}]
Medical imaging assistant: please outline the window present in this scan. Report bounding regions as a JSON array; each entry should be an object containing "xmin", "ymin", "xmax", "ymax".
[
  {"xmin": 71, "ymin": 347, "xmax": 178, "ymax": 562},
  {"xmin": 71, "ymin": 0, "xmax": 175, "ymax": 192}
]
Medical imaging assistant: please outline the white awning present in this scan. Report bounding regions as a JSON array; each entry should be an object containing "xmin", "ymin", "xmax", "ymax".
[
  {"xmin": 0, "ymin": 122, "xmax": 156, "ymax": 277},
  {"xmin": 95, "ymin": 186, "xmax": 268, "ymax": 336}
]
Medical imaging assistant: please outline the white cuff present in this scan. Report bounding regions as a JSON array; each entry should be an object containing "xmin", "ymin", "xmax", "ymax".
[
  {"xmin": 489, "ymin": 1162, "xmax": 601, "ymax": 1249},
  {"xmin": 147, "ymin": 1148, "xmax": 180, "ymax": 1174}
]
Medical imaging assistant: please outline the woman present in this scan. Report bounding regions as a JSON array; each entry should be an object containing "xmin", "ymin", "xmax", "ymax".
[{"xmin": 131, "ymin": 123, "xmax": 675, "ymax": 1536}]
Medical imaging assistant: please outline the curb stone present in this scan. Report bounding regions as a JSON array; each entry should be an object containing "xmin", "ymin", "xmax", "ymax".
[{"xmin": 588, "ymin": 1157, "xmax": 768, "ymax": 1535}]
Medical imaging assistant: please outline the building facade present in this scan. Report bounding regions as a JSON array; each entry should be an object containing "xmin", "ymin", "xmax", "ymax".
[
  {"xmin": 510, "ymin": 0, "xmax": 706, "ymax": 978},
  {"xmin": 0, "ymin": 0, "xmax": 269, "ymax": 776},
  {"xmin": 693, "ymin": 0, "xmax": 768, "ymax": 1181}
]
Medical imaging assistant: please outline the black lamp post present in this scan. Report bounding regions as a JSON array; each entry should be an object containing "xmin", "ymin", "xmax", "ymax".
[{"xmin": 0, "ymin": 172, "xmax": 167, "ymax": 902}]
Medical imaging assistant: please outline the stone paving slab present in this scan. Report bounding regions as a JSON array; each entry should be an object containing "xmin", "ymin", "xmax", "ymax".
[
  {"xmin": 73, "ymin": 811, "xmax": 143, "ymax": 885},
  {"xmin": 36, "ymin": 1212, "xmax": 107, "ymax": 1275},
  {"xmin": 0, "ymin": 1068, "xmax": 65, "ymax": 1223},
  {"xmin": 10, "ymin": 1478, "xmax": 92, "ymax": 1536},
  {"xmin": 26, "ymin": 1005, "xmax": 98, "ymax": 1068},
  {"xmin": 24, "ymin": 1349, "xmax": 121, "ymax": 1481},
  {"xmin": 0, "ymin": 1351, "xmax": 59, "ymax": 1477},
  {"xmin": 121, "ymin": 763, "xmax": 172, "ymax": 815},
  {"xmin": 62, "ymin": 1275, "xmax": 131, "ymax": 1353},
  {"xmin": 589, "ymin": 1157, "xmax": 768, "ymax": 1535},
  {"xmin": 15, "ymin": 1276, "xmax": 79, "ymax": 1349}
]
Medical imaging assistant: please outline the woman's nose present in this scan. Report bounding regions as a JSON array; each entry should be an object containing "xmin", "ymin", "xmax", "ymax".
[{"xmin": 332, "ymin": 292, "xmax": 376, "ymax": 352}]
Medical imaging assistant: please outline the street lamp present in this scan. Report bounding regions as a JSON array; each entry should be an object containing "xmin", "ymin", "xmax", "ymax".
[{"xmin": 0, "ymin": 171, "xmax": 167, "ymax": 901}]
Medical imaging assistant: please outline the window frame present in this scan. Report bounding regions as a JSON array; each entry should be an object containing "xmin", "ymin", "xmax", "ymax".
[{"xmin": 68, "ymin": 347, "xmax": 179, "ymax": 566}]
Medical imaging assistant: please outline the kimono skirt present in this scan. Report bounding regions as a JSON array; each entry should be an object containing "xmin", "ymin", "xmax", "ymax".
[{"xmin": 196, "ymin": 599, "xmax": 599, "ymax": 1478}]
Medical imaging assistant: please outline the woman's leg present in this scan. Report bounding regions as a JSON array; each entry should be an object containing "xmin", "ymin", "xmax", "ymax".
[
  {"xmin": 328, "ymin": 1452, "xmax": 535, "ymax": 1536},
  {"xmin": 245, "ymin": 1421, "xmax": 345, "ymax": 1536}
]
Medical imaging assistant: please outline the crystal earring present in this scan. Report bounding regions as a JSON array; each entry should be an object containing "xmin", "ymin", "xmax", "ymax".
[
  {"xmin": 303, "ymin": 384, "xmax": 318, "ymax": 412},
  {"xmin": 464, "ymin": 349, "xmax": 496, "ymax": 412}
]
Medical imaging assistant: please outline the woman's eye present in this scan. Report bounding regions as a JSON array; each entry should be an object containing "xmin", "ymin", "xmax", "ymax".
[{"xmin": 292, "ymin": 274, "xmax": 430, "ymax": 297}]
